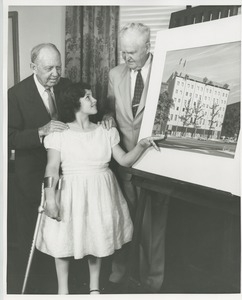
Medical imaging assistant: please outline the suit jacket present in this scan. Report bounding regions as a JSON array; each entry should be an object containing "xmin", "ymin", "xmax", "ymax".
[
  {"xmin": 107, "ymin": 55, "xmax": 153, "ymax": 152},
  {"xmin": 8, "ymin": 75, "xmax": 71, "ymax": 179}
]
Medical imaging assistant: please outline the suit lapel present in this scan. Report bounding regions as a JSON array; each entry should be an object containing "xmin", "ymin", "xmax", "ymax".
[
  {"xmin": 118, "ymin": 66, "xmax": 133, "ymax": 121},
  {"xmin": 27, "ymin": 76, "xmax": 51, "ymax": 122}
]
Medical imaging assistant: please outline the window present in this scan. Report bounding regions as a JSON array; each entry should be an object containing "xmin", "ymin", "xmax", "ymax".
[{"xmin": 120, "ymin": 6, "xmax": 186, "ymax": 54}]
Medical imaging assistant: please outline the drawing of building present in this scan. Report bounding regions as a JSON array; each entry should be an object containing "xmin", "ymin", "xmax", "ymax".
[{"xmin": 165, "ymin": 72, "xmax": 230, "ymax": 139}]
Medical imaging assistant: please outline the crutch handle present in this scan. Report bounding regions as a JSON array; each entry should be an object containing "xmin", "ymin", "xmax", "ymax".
[{"xmin": 38, "ymin": 205, "xmax": 45, "ymax": 213}]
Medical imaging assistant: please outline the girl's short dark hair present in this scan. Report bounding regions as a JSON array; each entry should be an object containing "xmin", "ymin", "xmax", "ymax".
[{"xmin": 61, "ymin": 82, "xmax": 91, "ymax": 122}]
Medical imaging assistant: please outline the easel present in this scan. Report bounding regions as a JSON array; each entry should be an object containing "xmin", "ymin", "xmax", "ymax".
[{"xmin": 122, "ymin": 166, "xmax": 240, "ymax": 290}]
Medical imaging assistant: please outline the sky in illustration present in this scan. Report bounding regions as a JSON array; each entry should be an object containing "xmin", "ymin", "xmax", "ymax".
[{"xmin": 162, "ymin": 41, "xmax": 241, "ymax": 105}]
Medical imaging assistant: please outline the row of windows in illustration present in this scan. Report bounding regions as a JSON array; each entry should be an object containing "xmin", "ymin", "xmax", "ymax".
[
  {"xmin": 172, "ymin": 99, "xmax": 226, "ymax": 113},
  {"xmin": 174, "ymin": 88, "xmax": 229, "ymax": 100},
  {"xmin": 169, "ymin": 114, "xmax": 221, "ymax": 127},
  {"xmin": 173, "ymin": 96, "xmax": 227, "ymax": 107},
  {"xmin": 176, "ymin": 80, "xmax": 229, "ymax": 96},
  {"xmin": 172, "ymin": 105, "xmax": 225, "ymax": 117}
]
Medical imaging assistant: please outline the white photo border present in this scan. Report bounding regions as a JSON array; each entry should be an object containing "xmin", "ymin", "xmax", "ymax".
[{"xmin": 135, "ymin": 15, "xmax": 241, "ymax": 196}]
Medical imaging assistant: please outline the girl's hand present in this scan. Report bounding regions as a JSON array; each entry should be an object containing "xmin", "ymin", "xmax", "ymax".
[
  {"xmin": 139, "ymin": 135, "xmax": 165, "ymax": 152},
  {"xmin": 44, "ymin": 199, "xmax": 61, "ymax": 221}
]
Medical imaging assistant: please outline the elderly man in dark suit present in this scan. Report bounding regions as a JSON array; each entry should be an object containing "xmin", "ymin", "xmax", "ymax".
[{"xmin": 8, "ymin": 43, "xmax": 70, "ymax": 293}]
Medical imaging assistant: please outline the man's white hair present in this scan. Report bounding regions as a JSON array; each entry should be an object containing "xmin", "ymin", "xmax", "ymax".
[{"xmin": 120, "ymin": 23, "xmax": 150, "ymax": 43}]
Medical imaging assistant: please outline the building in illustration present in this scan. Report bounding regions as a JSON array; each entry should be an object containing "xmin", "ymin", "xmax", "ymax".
[{"xmin": 164, "ymin": 71, "xmax": 230, "ymax": 139}]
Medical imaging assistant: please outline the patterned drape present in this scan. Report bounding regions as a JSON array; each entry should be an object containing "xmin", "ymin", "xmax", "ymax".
[{"xmin": 65, "ymin": 6, "xmax": 119, "ymax": 120}]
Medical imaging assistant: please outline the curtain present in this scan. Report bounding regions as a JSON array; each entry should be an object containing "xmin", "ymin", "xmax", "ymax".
[{"xmin": 65, "ymin": 6, "xmax": 119, "ymax": 120}]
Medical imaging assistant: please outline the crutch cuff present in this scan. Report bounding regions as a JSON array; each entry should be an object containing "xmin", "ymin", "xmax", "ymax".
[{"xmin": 43, "ymin": 176, "xmax": 54, "ymax": 188}]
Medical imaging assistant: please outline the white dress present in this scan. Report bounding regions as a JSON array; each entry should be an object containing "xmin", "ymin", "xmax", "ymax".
[{"xmin": 36, "ymin": 124, "xmax": 133, "ymax": 259}]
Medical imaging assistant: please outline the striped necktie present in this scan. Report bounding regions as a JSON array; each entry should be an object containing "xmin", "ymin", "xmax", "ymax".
[
  {"xmin": 45, "ymin": 88, "xmax": 58, "ymax": 120},
  {"xmin": 132, "ymin": 69, "xmax": 144, "ymax": 117}
]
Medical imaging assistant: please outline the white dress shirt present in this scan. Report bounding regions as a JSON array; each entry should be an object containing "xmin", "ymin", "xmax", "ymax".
[
  {"xmin": 34, "ymin": 74, "xmax": 56, "ymax": 142},
  {"xmin": 33, "ymin": 74, "xmax": 55, "ymax": 114}
]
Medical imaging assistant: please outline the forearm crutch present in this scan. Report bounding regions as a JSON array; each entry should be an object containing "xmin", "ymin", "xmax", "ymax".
[{"xmin": 21, "ymin": 177, "xmax": 63, "ymax": 294}]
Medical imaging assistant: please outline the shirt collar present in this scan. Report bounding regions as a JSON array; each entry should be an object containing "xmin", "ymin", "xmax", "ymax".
[
  {"xmin": 33, "ymin": 74, "xmax": 54, "ymax": 96},
  {"xmin": 131, "ymin": 53, "xmax": 152, "ymax": 75}
]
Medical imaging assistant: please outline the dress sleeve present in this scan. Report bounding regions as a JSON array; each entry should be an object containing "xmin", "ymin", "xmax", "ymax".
[
  {"xmin": 44, "ymin": 132, "xmax": 61, "ymax": 152},
  {"xmin": 110, "ymin": 127, "xmax": 120, "ymax": 148}
]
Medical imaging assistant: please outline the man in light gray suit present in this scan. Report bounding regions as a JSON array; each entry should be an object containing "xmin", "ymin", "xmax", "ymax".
[{"xmin": 102, "ymin": 23, "xmax": 169, "ymax": 292}]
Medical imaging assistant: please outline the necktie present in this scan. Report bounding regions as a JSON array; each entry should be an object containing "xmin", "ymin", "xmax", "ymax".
[
  {"xmin": 132, "ymin": 69, "xmax": 144, "ymax": 117},
  {"xmin": 45, "ymin": 88, "xmax": 58, "ymax": 120}
]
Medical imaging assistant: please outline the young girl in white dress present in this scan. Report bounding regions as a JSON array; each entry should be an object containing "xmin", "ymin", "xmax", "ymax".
[{"xmin": 36, "ymin": 82, "xmax": 160, "ymax": 294}]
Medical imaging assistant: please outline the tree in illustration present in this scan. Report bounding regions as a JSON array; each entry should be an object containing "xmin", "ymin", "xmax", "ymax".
[
  {"xmin": 153, "ymin": 91, "xmax": 174, "ymax": 135},
  {"xmin": 203, "ymin": 77, "xmax": 208, "ymax": 84},
  {"xmin": 222, "ymin": 102, "xmax": 240, "ymax": 141},
  {"xmin": 179, "ymin": 98, "xmax": 193, "ymax": 136},
  {"xmin": 191, "ymin": 99, "xmax": 205, "ymax": 137},
  {"xmin": 207, "ymin": 100, "xmax": 221, "ymax": 139}
]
